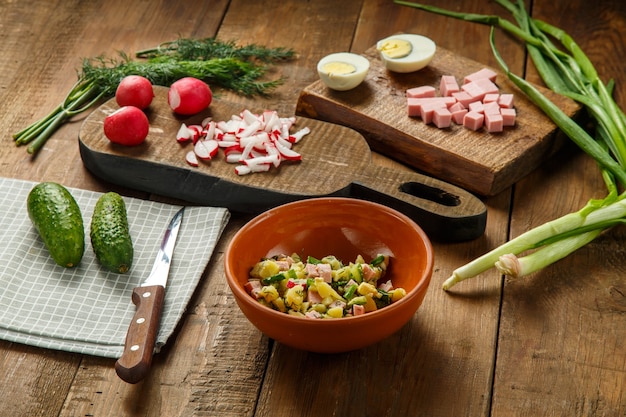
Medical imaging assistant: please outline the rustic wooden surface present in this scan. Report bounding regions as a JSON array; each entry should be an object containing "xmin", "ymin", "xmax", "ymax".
[
  {"xmin": 79, "ymin": 87, "xmax": 487, "ymax": 241},
  {"xmin": 0, "ymin": 0, "xmax": 625, "ymax": 416},
  {"xmin": 296, "ymin": 45, "xmax": 580, "ymax": 197}
]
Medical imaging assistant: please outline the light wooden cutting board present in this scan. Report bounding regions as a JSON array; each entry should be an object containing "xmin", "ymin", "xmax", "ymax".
[{"xmin": 296, "ymin": 44, "xmax": 581, "ymax": 196}]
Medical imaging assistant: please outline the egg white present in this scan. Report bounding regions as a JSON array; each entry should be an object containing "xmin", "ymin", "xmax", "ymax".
[
  {"xmin": 317, "ymin": 52, "xmax": 370, "ymax": 91},
  {"xmin": 377, "ymin": 34, "xmax": 436, "ymax": 73}
]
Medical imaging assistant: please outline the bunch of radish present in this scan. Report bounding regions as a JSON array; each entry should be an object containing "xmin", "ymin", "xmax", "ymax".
[
  {"xmin": 176, "ymin": 109, "xmax": 310, "ymax": 175},
  {"xmin": 104, "ymin": 76, "xmax": 212, "ymax": 146}
]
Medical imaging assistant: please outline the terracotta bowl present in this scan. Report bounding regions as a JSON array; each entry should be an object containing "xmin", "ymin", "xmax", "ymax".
[{"xmin": 224, "ymin": 197, "xmax": 434, "ymax": 353}]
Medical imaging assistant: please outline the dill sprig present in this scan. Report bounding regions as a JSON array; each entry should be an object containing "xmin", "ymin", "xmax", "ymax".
[
  {"xmin": 135, "ymin": 37, "xmax": 296, "ymax": 63},
  {"xmin": 14, "ymin": 37, "xmax": 295, "ymax": 155}
]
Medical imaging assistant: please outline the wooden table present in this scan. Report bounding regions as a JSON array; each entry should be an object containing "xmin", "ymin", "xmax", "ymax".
[{"xmin": 1, "ymin": 1, "xmax": 625, "ymax": 415}]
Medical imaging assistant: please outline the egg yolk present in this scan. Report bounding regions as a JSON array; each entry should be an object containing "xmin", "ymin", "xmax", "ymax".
[
  {"xmin": 377, "ymin": 39, "xmax": 413, "ymax": 59},
  {"xmin": 322, "ymin": 61, "xmax": 357, "ymax": 77}
]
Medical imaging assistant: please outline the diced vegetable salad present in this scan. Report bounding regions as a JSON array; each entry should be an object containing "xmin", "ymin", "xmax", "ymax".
[{"xmin": 245, "ymin": 253, "xmax": 406, "ymax": 318}]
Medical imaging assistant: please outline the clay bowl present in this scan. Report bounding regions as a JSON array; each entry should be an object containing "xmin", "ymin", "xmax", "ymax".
[{"xmin": 224, "ymin": 197, "xmax": 433, "ymax": 353}]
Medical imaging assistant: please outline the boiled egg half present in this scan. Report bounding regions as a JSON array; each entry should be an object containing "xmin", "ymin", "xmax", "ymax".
[
  {"xmin": 317, "ymin": 52, "xmax": 370, "ymax": 91},
  {"xmin": 376, "ymin": 34, "xmax": 436, "ymax": 73}
]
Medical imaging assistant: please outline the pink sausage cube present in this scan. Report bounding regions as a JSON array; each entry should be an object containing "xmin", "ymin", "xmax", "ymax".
[
  {"xmin": 407, "ymin": 97, "xmax": 455, "ymax": 117},
  {"xmin": 463, "ymin": 68, "xmax": 498, "ymax": 84},
  {"xmin": 463, "ymin": 111, "xmax": 484, "ymax": 131},
  {"xmin": 452, "ymin": 91, "xmax": 474, "ymax": 107},
  {"xmin": 433, "ymin": 107, "xmax": 452, "ymax": 128},
  {"xmin": 439, "ymin": 75, "xmax": 460, "ymax": 96},
  {"xmin": 449, "ymin": 102, "xmax": 465, "ymax": 112},
  {"xmin": 461, "ymin": 81, "xmax": 486, "ymax": 101},
  {"xmin": 499, "ymin": 93, "xmax": 515, "ymax": 108},
  {"xmin": 421, "ymin": 101, "xmax": 448, "ymax": 124},
  {"xmin": 483, "ymin": 101, "xmax": 501, "ymax": 115},
  {"xmin": 451, "ymin": 108, "xmax": 468, "ymax": 124},
  {"xmin": 468, "ymin": 101, "xmax": 484, "ymax": 113},
  {"xmin": 501, "ymin": 108, "xmax": 517, "ymax": 126},
  {"xmin": 485, "ymin": 112, "xmax": 504, "ymax": 132},
  {"xmin": 406, "ymin": 85, "xmax": 436, "ymax": 98},
  {"xmin": 483, "ymin": 93, "xmax": 499, "ymax": 103},
  {"xmin": 474, "ymin": 78, "xmax": 499, "ymax": 95}
]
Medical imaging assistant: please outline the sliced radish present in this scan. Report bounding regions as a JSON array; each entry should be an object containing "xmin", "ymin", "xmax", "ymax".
[
  {"xmin": 176, "ymin": 108, "xmax": 309, "ymax": 175},
  {"xmin": 194, "ymin": 139, "xmax": 219, "ymax": 160},
  {"xmin": 185, "ymin": 150, "xmax": 199, "ymax": 167}
]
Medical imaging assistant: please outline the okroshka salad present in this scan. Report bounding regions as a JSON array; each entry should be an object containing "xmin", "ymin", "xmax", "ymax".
[{"xmin": 244, "ymin": 253, "xmax": 406, "ymax": 318}]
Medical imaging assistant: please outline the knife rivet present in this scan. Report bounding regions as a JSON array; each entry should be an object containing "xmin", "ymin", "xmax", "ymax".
[
  {"xmin": 143, "ymin": 292, "xmax": 152, "ymax": 298},
  {"xmin": 130, "ymin": 345, "xmax": 140, "ymax": 351},
  {"xmin": 136, "ymin": 317, "xmax": 145, "ymax": 324}
]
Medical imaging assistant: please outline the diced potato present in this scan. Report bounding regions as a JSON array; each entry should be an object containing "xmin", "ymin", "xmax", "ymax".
[
  {"xmin": 327, "ymin": 306, "xmax": 344, "ymax": 318},
  {"xmin": 272, "ymin": 297, "xmax": 287, "ymax": 312},
  {"xmin": 285, "ymin": 284, "xmax": 305, "ymax": 309},
  {"xmin": 390, "ymin": 288, "xmax": 407, "ymax": 302},
  {"xmin": 250, "ymin": 260, "xmax": 281, "ymax": 279},
  {"xmin": 314, "ymin": 277, "xmax": 343, "ymax": 300},
  {"xmin": 258, "ymin": 285, "xmax": 279, "ymax": 302},
  {"xmin": 357, "ymin": 282, "xmax": 378, "ymax": 297},
  {"xmin": 363, "ymin": 294, "xmax": 378, "ymax": 313}
]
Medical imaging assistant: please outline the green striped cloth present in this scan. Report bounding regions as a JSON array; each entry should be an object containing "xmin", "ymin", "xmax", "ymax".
[{"xmin": 0, "ymin": 178, "xmax": 230, "ymax": 358}]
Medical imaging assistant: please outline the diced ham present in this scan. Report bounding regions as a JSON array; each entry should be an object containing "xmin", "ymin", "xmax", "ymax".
[
  {"xmin": 244, "ymin": 280, "xmax": 263, "ymax": 298},
  {"xmin": 463, "ymin": 68, "xmax": 497, "ymax": 84},
  {"xmin": 468, "ymin": 101, "xmax": 484, "ymax": 113},
  {"xmin": 451, "ymin": 91, "xmax": 474, "ymax": 108},
  {"xmin": 305, "ymin": 310, "xmax": 323, "ymax": 319},
  {"xmin": 352, "ymin": 304, "xmax": 366, "ymax": 316},
  {"xmin": 501, "ymin": 108, "xmax": 517, "ymax": 126},
  {"xmin": 378, "ymin": 279, "xmax": 394, "ymax": 292},
  {"xmin": 317, "ymin": 263, "xmax": 332, "ymax": 283},
  {"xmin": 307, "ymin": 287, "xmax": 323, "ymax": 304},
  {"xmin": 420, "ymin": 101, "xmax": 448, "ymax": 124},
  {"xmin": 362, "ymin": 264, "xmax": 377, "ymax": 281},
  {"xmin": 433, "ymin": 107, "xmax": 452, "ymax": 128},
  {"xmin": 275, "ymin": 260, "xmax": 290, "ymax": 271},
  {"xmin": 484, "ymin": 112, "xmax": 504, "ymax": 133},
  {"xmin": 406, "ymin": 85, "xmax": 436, "ymax": 98},
  {"xmin": 483, "ymin": 93, "xmax": 499, "ymax": 103},
  {"xmin": 451, "ymin": 107, "xmax": 468, "ymax": 124},
  {"xmin": 305, "ymin": 263, "xmax": 319, "ymax": 277},
  {"xmin": 499, "ymin": 93, "xmax": 515, "ymax": 108},
  {"xmin": 439, "ymin": 75, "xmax": 459, "ymax": 97},
  {"xmin": 483, "ymin": 101, "xmax": 501, "ymax": 115},
  {"xmin": 461, "ymin": 80, "xmax": 487, "ymax": 101},
  {"xmin": 463, "ymin": 111, "xmax": 484, "ymax": 131},
  {"xmin": 407, "ymin": 96, "xmax": 456, "ymax": 118},
  {"xmin": 449, "ymin": 102, "xmax": 465, "ymax": 112}
]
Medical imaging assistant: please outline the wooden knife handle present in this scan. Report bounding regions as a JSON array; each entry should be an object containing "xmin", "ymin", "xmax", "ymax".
[{"xmin": 115, "ymin": 285, "xmax": 165, "ymax": 384}]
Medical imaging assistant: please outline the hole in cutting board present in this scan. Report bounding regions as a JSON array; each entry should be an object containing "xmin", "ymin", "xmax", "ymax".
[{"xmin": 399, "ymin": 182, "xmax": 461, "ymax": 207}]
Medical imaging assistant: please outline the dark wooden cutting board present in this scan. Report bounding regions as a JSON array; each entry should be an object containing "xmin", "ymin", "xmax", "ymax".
[
  {"xmin": 296, "ymin": 45, "xmax": 581, "ymax": 196},
  {"xmin": 79, "ymin": 87, "xmax": 486, "ymax": 242}
]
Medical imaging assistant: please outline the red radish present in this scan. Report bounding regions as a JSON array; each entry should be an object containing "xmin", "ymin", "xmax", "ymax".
[
  {"xmin": 168, "ymin": 77, "xmax": 213, "ymax": 115},
  {"xmin": 115, "ymin": 75, "xmax": 154, "ymax": 109},
  {"xmin": 103, "ymin": 106, "xmax": 149, "ymax": 146},
  {"xmin": 185, "ymin": 150, "xmax": 199, "ymax": 167},
  {"xmin": 194, "ymin": 139, "xmax": 219, "ymax": 160}
]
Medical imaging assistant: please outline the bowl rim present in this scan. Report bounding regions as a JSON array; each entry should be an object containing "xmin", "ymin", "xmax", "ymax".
[{"xmin": 224, "ymin": 197, "xmax": 434, "ymax": 326}]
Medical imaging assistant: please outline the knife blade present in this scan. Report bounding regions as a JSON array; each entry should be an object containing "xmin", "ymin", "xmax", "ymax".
[{"xmin": 115, "ymin": 207, "xmax": 184, "ymax": 384}]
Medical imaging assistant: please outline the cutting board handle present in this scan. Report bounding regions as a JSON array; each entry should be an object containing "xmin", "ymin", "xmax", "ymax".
[{"xmin": 349, "ymin": 165, "xmax": 486, "ymax": 242}]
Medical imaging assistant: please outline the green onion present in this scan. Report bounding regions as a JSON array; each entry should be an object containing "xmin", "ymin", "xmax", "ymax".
[{"xmin": 395, "ymin": 0, "xmax": 626, "ymax": 290}]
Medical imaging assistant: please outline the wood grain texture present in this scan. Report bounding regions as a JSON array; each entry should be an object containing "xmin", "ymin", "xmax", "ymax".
[{"xmin": 1, "ymin": 0, "xmax": 626, "ymax": 416}]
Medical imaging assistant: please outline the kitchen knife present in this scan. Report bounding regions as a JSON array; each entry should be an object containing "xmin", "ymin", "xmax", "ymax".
[{"xmin": 115, "ymin": 207, "xmax": 184, "ymax": 384}]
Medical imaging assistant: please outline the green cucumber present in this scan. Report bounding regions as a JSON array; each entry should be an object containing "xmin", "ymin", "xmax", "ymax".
[
  {"xmin": 27, "ymin": 182, "xmax": 85, "ymax": 268},
  {"xmin": 90, "ymin": 192, "xmax": 133, "ymax": 273}
]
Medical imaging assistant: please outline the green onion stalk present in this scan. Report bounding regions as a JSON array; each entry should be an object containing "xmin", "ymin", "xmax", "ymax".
[
  {"xmin": 394, "ymin": 0, "xmax": 626, "ymax": 290},
  {"xmin": 13, "ymin": 37, "xmax": 295, "ymax": 155}
]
